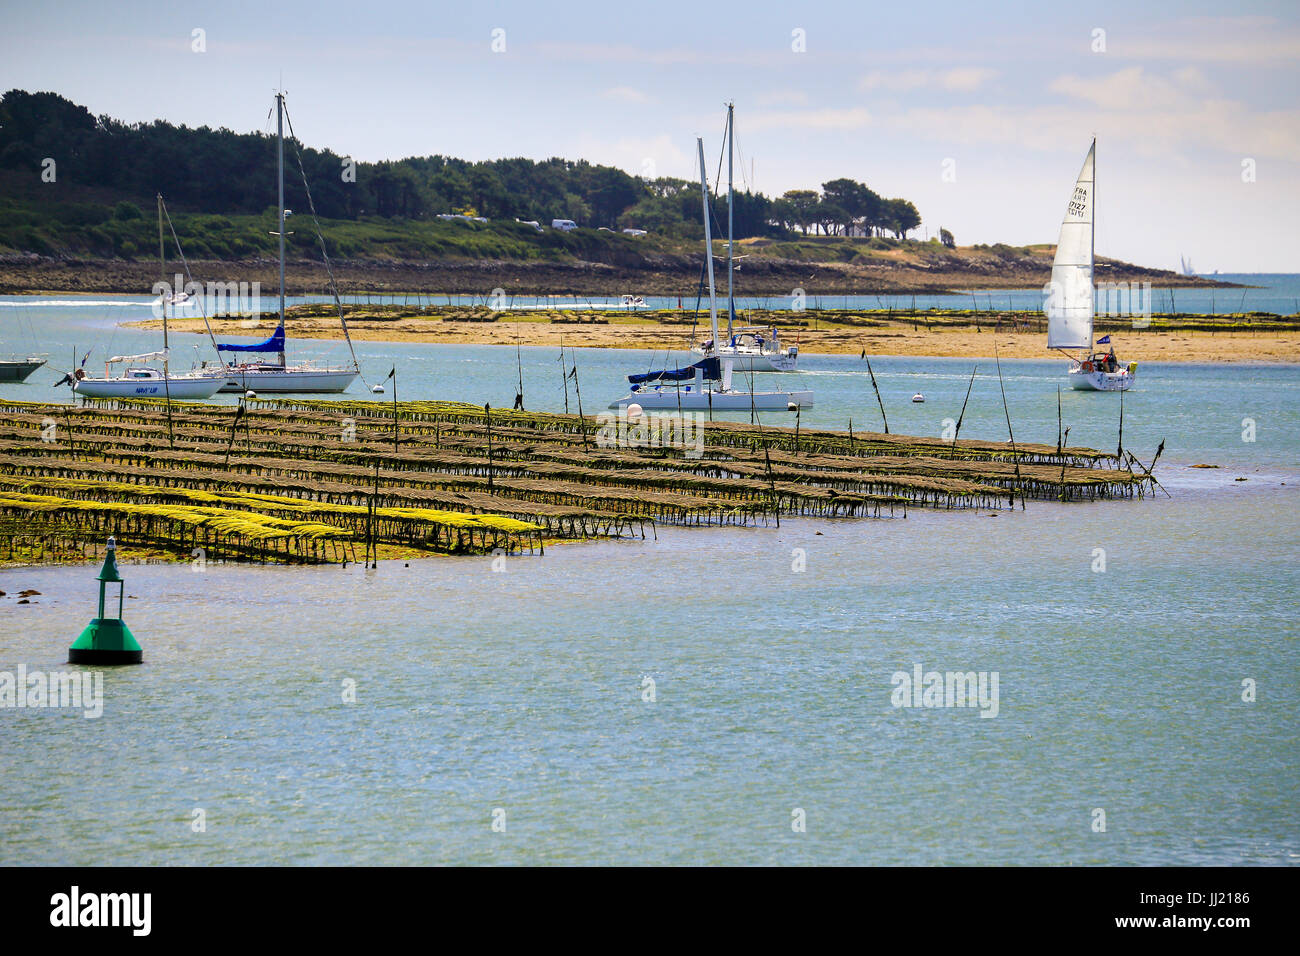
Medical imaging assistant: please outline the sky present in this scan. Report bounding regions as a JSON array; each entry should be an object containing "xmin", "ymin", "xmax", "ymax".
[{"xmin": 2, "ymin": 0, "xmax": 1297, "ymax": 272}]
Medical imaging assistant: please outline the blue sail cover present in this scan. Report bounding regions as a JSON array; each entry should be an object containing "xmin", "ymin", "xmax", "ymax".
[
  {"xmin": 628, "ymin": 357, "xmax": 719, "ymax": 384},
  {"xmin": 217, "ymin": 324, "xmax": 286, "ymax": 353}
]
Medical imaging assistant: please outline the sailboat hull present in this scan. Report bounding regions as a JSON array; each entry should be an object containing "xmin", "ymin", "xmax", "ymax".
[
  {"xmin": 74, "ymin": 375, "xmax": 225, "ymax": 399},
  {"xmin": 218, "ymin": 368, "xmax": 359, "ymax": 393},
  {"xmin": 1068, "ymin": 367, "xmax": 1135, "ymax": 391},
  {"xmin": 610, "ymin": 388, "xmax": 813, "ymax": 410},
  {"xmin": 0, "ymin": 360, "xmax": 46, "ymax": 383}
]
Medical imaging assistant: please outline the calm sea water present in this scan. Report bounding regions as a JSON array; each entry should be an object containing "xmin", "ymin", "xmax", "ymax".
[{"xmin": 1, "ymin": 292, "xmax": 1297, "ymax": 865}]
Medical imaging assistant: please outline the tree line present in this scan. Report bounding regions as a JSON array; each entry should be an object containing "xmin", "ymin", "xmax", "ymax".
[{"xmin": 0, "ymin": 90, "xmax": 923, "ymax": 240}]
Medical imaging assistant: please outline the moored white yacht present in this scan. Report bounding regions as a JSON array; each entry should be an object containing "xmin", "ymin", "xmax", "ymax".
[
  {"xmin": 609, "ymin": 132, "xmax": 812, "ymax": 412},
  {"xmin": 72, "ymin": 355, "xmax": 224, "ymax": 400},
  {"xmin": 690, "ymin": 104, "xmax": 799, "ymax": 373},
  {"xmin": 214, "ymin": 92, "xmax": 359, "ymax": 394},
  {"xmin": 72, "ymin": 198, "xmax": 225, "ymax": 400}
]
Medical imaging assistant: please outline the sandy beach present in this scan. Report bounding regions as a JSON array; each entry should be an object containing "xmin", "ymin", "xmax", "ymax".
[{"xmin": 132, "ymin": 313, "xmax": 1300, "ymax": 364}]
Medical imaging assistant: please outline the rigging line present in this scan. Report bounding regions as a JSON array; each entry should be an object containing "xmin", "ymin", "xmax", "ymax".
[
  {"xmin": 281, "ymin": 100, "xmax": 369, "ymax": 387},
  {"xmin": 159, "ymin": 195, "xmax": 222, "ymax": 359},
  {"xmin": 712, "ymin": 112, "xmax": 728, "ymax": 202},
  {"xmin": 734, "ymin": 128, "xmax": 751, "ymax": 194}
]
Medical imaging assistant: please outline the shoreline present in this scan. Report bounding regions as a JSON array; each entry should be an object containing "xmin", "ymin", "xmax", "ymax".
[
  {"xmin": 128, "ymin": 313, "xmax": 1300, "ymax": 364},
  {"xmin": 0, "ymin": 253, "xmax": 1240, "ymax": 297}
]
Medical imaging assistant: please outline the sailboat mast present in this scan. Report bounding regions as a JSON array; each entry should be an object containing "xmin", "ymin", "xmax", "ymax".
[
  {"xmin": 158, "ymin": 193, "xmax": 167, "ymax": 362},
  {"xmin": 697, "ymin": 138, "xmax": 719, "ymax": 348},
  {"xmin": 277, "ymin": 92, "xmax": 287, "ymax": 367},
  {"xmin": 726, "ymin": 102, "xmax": 734, "ymax": 341},
  {"xmin": 1090, "ymin": 137, "xmax": 1096, "ymax": 352}
]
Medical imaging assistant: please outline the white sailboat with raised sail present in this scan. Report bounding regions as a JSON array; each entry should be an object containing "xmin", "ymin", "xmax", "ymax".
[
  {"xmin": 215, "ymin": 92, "xmax": 359, "ymax": 394},
  {"xmin": 1045, "ymin": 138, "xmax": 1135, "ymax": 392},
  {"xmin": 72, "ymin": 197, "xmax": 225, "ymax": 400},
  {"xmin": 692, "ymin": 103, "xmax": 799, "ymax": 373},
  {"xmin": 609, "ymin": 136, "xmax": 812, "ymax": 411}
]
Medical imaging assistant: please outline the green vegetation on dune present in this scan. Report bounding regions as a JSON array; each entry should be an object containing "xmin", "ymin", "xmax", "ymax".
[{"xmin": 0, "ymin": 88, "xmax": 923, "ymax": 258}]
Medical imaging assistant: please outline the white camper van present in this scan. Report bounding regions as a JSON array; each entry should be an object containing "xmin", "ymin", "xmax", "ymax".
[{"xmin": 551, "ymin": 219, "xmax": 578, "ymax": 232}]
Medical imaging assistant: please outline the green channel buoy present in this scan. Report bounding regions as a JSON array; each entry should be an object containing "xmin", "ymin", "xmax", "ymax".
[{"xmin": 68, "ymin": 537, "xmax": 142, "ymax": 665}]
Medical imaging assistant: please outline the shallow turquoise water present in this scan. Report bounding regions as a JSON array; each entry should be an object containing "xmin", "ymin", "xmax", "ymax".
[{"xmin": 1, "ymin": 295, "xmax": 1297, "ymax": 865}]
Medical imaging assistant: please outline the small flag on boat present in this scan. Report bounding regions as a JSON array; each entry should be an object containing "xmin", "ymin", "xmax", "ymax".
[
  {"xmin": 386, "ymin": 367, "xmax": 395, "ymax": 380},
  {"xmin": 1096, "ymin": 335, "xmax": 1111, "ymax": 345}
]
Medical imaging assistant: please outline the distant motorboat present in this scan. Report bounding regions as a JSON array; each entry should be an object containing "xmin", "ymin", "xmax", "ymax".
[{"xmin": 912, "ymin": 393, "xmax": 925, "ymax": 403}]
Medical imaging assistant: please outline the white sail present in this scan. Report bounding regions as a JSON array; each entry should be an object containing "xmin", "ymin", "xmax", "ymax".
[{"xmin": 1046, "ymin": 140, "xmax": 1095, "ymax": 350}]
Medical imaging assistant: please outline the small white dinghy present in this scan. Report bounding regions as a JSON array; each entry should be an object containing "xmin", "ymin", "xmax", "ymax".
[{"xmin": 912, "ymin": 393, "xmax": 925, "ymax": 403}]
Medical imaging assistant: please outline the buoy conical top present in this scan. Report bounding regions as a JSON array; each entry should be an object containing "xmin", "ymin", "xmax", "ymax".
[
  {"xmin": 96, "ymin": 539, "xmax": 123, "ymax": 583},
  {"xmin": 69, "ymin": 537, "xmax": 142, "ymax": 665}
]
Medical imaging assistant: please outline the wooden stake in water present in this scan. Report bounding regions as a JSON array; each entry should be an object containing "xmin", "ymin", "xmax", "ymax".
[
  {"xmin": 994, "ymin": 345, "xmax": 1025, "ymax": 509},
  {"xmin": 224, "ymin": 398, "xmax": 245, "ymax": 468},
  {"xmin": 514, "ymin": 325, "xmax": 525, "ymax": 411},
  {"xmin": 1117, "ymin": 385, "xmax": 1125, "ymax": 459},
  {"xmin": 367, "ymin": 458, "xmax": 380, "ymax": 568},
  {"xmin": 953, "ymin": 364, "xmax": 978, "ymax": 453},
  {"xmin": 571, "ymin": 361, "xmax": 587, "ymax": 449},
  {"xmin": 559, "ymin": 339, "xmax": 570, "ymax": 415},
  {"xmin": 864, "ymin": 354, "xmax": 889, "ymax": 434},
  {"xmin": 764, "ymin": 442, "xmax": 779, "ymax": 528},
  {"xmin": 1056, "ymin": 386, "xmax": 1063, "ymax": 454}
]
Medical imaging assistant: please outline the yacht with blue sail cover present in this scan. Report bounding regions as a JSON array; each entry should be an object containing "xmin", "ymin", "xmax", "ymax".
[
  {"xmin": 609, "ymin": 131, "xmax": 812, "ymax": 412},
  {"xmin": 215, "ymin": 92, "xmax": 359, "ymax": 394}
]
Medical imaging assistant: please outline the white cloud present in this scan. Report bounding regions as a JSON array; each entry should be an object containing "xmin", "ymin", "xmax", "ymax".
[
  {"xmin": 746, "ymin": 107, "xmax": 871, "ymax": 133},
  {"xmin": 602, "ymin": 86, "xmax": 652, "ymax": 104},
  {"xmin": 859, "ymin": 67, "xmax": 997, "ymax": 93},
  {"xmin": 1115, "ymin": 16, "xmax": 1300, "ymax": 63},
  {"xmin": 754, "ymin": 89, "xmax": 810, "ymax": 107},
  {"xmin": 881, "ymin": 96, "xmax": 1300, "ymax": 164},
  {"xmin": 1048, "ymin": 66, "xmax": 1192, "ymax": 111}
]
